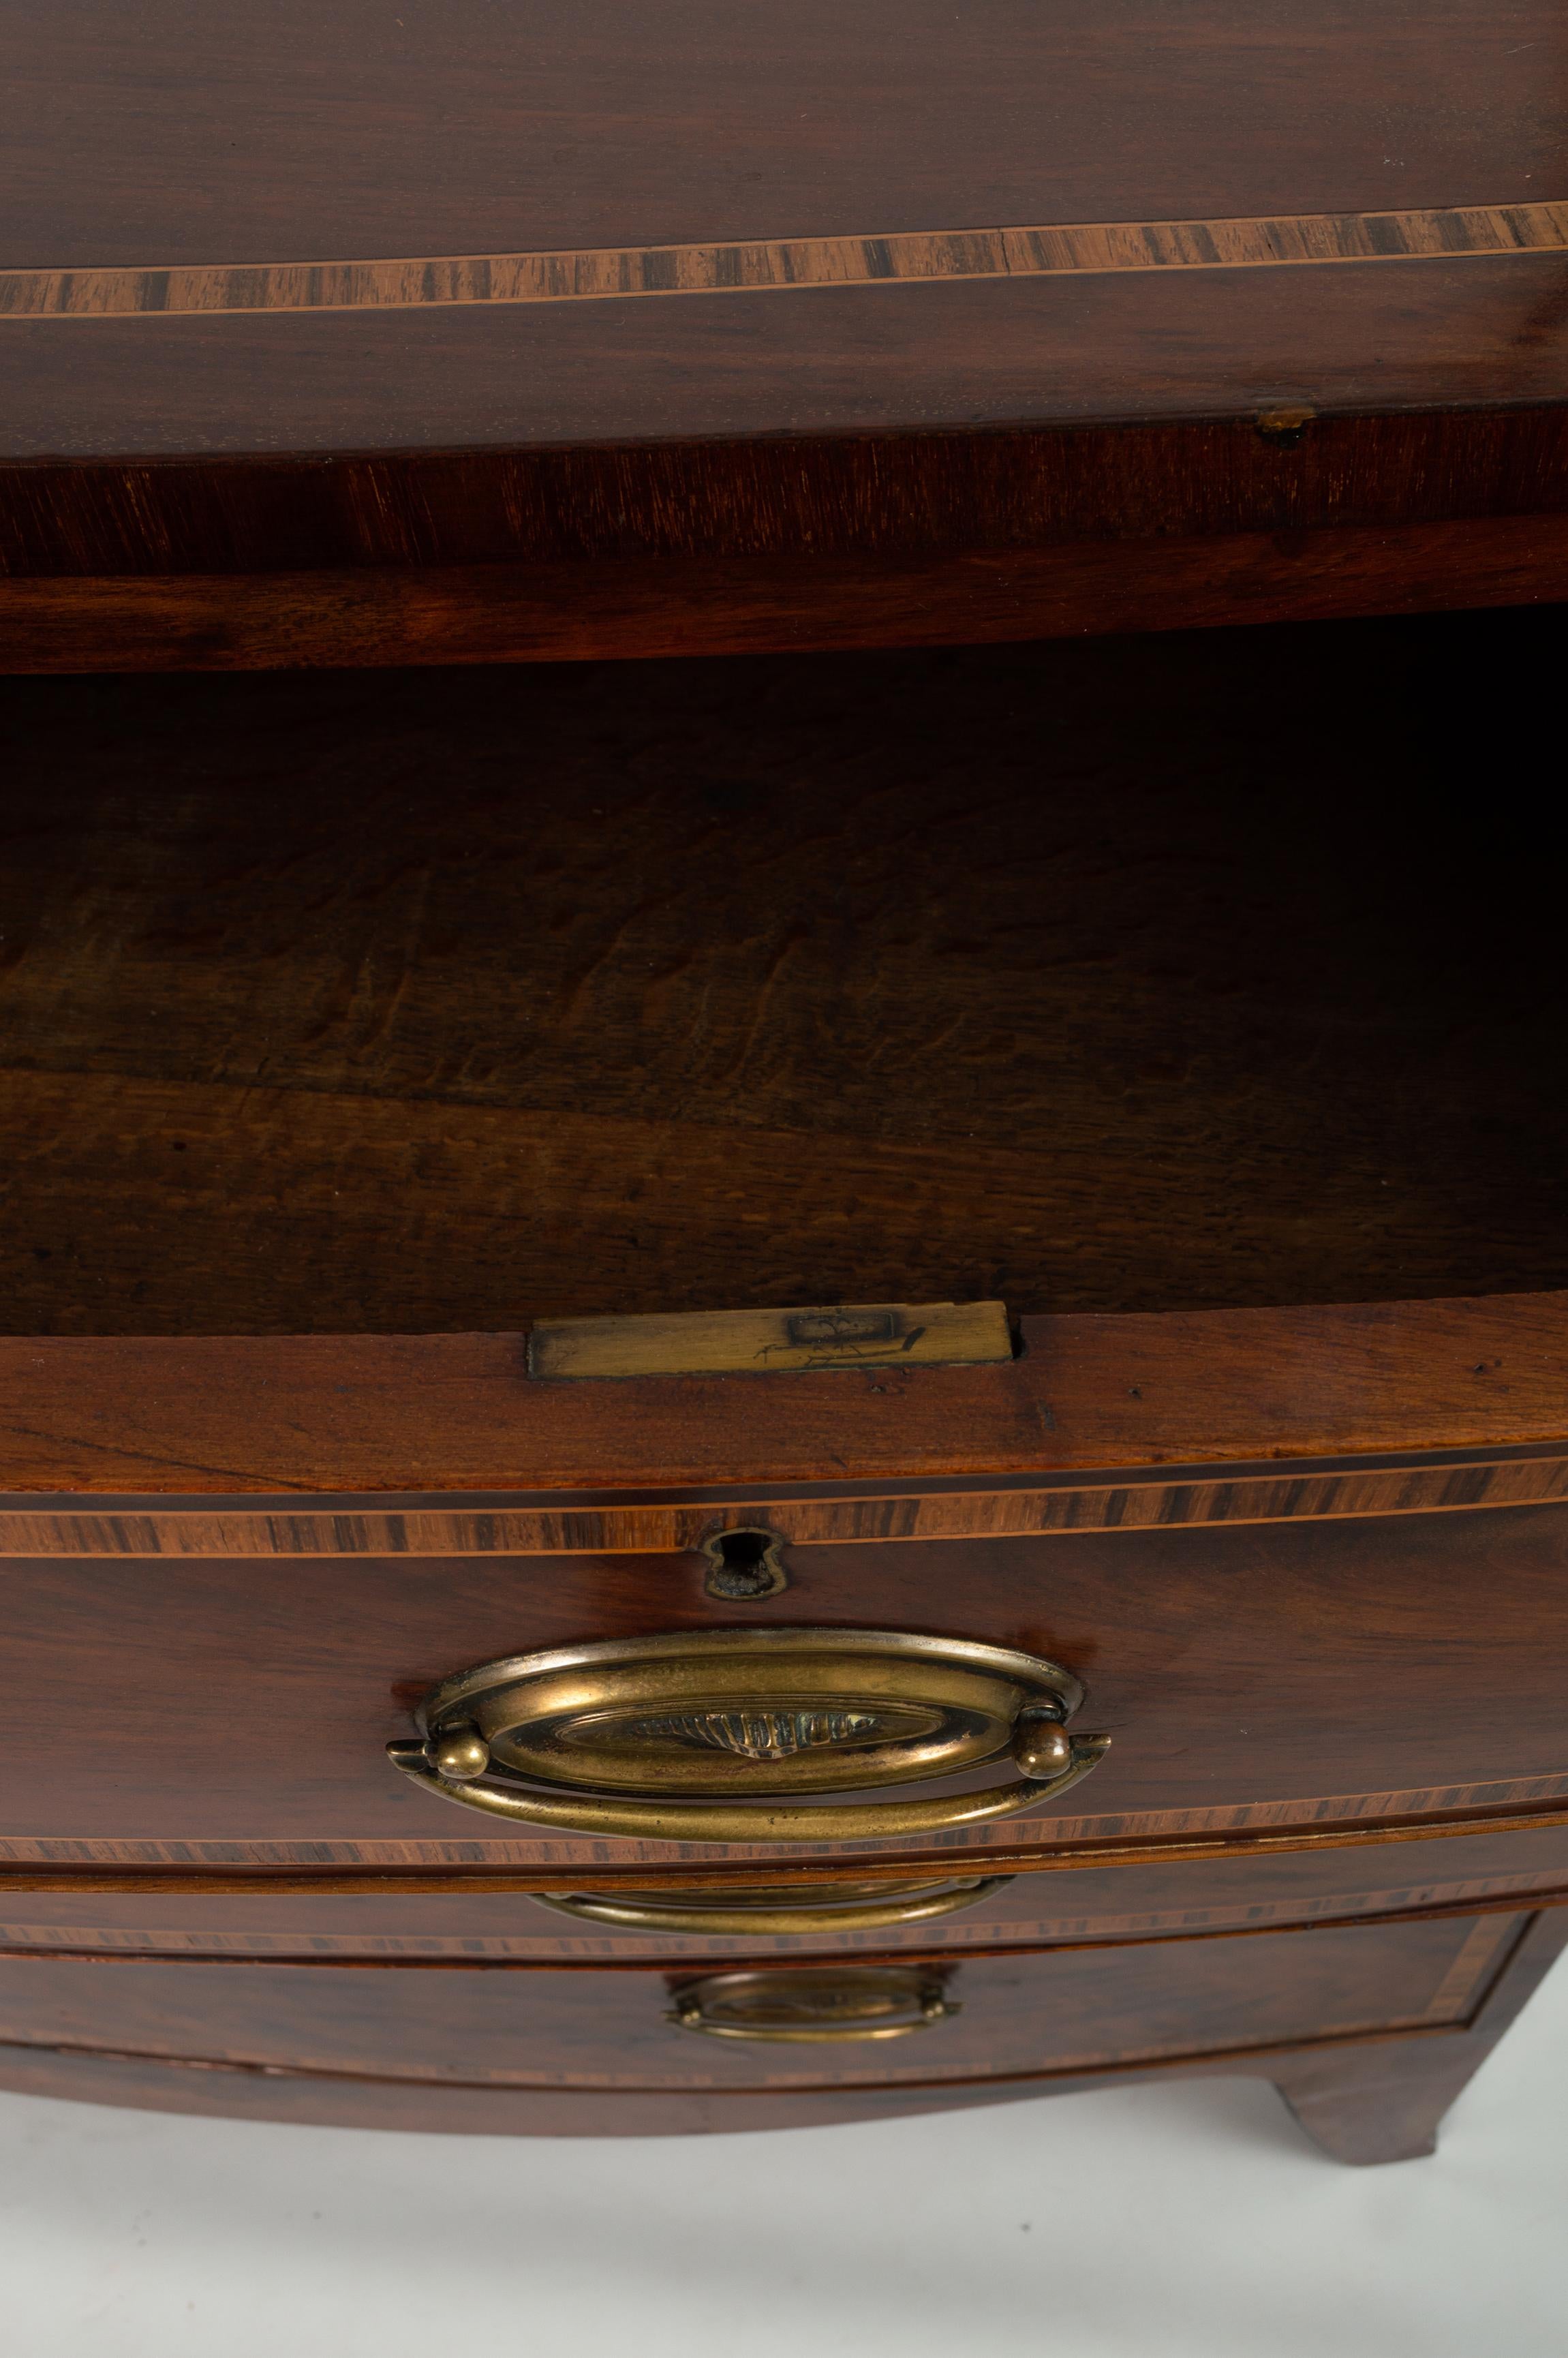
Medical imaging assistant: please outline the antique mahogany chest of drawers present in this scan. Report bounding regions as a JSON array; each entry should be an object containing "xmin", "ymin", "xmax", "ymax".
[{"xmin": 1, "ymin": 1, "xmax": 1566, "ymax": 2164}]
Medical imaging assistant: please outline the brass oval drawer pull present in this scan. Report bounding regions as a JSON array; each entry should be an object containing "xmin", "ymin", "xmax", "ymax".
[
  {"xmin": 387, "ymin": 1627, "xmax": 1107, "ymax": 1846},
  {"xmin": 669, "ymin": 1965, "xmax": 957, "ymax": 2041},
  {"xmin": 536, "ymin": 1873, "xmax": 1013, "ymax": 1935}
]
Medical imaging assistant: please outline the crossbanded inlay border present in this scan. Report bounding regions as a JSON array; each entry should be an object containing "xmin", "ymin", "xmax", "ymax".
[
  {"xmin": 2, "ymin": 200, "xmax": 1564, "ymax": 320},
  {"xmin": 1, "ymin": 1882, "xmax": 1561, "ymax": 1961},
  {"xmin": 5, "ymin": 1776, "xmax": 1568, "ymax": 1878},
  {"xmin": 0, "ymin": 1450, "xmax": 1563, "ymax": 1557}
]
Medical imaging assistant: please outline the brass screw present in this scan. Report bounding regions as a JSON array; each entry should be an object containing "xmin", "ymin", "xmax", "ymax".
[{"xmin": 1256, "ymin": 403, "xmax": 1316, "ymax": 446}]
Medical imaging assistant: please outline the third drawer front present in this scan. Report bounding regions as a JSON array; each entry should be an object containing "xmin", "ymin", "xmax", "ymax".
[{"xmin": 0, "ymin": 1912, "xmax": 1529, "ymax": 2091}]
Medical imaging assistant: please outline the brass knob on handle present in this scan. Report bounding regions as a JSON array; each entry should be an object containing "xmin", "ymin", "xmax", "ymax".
[
  {"xmin": 429, "ymin": 1723, "xmax": 489, "ymax": 1781},
  {"xmin": 1012, "ymin": 1712, "xmax": 1073, "ymax": 1778},
  {"xmin": 388, "ymin": 1628, "xmax": 1108, "ymax": 1845}
]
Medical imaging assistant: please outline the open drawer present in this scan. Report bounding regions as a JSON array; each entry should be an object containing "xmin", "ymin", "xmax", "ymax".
[
  {"xmin": 1, "ymin": 611, "xmax": 1566, "ymax": 1901},
  {"xmin": 1, "ymin": 1383, "xmax": 1567, "ymax": 1878}
]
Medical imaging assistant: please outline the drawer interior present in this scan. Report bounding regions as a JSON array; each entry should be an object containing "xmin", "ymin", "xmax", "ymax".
[{"xmin": 1, "ymin": 602, "xmax": 1563, "ymax": 1338}]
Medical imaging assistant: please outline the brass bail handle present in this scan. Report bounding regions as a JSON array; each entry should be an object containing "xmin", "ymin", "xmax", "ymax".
[
  {"xmin": 386, "ymin": 1627, "xmax": 1109, "ymax": 1846},
  {"xmin": 533, "ymin": 1873, "xmax": 1014, "ymax": 1935},
  {"xmin": 668, "ymin": 1966, "xmax": 959, "ymax": 2042}
]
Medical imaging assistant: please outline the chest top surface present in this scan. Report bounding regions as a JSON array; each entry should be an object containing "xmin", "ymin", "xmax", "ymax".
[{"xmin": 0, "ymin": 0, "xmax": 1564, "ymax": 458}]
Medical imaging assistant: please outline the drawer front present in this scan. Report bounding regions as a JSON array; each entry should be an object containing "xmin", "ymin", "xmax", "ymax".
[
  {"xmin": 0, "ymin": 1912, "xmax": 1527, "ymax": 2090},
  {"xmin": 7, "ymin": 1821, "xmax": 1568, "ymax": 1963},
  {"xmin": 3, "ymin": 1458, "xmax": 1568, "ymax": 1869}
]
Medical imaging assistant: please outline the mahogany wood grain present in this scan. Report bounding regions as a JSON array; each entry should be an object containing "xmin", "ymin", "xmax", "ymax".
[
  {"xmin": 3, "ymin": 1, "xmax": 1567, "ymax": 2153},
  {"xmin": 5, "ymin": 413, "xmax": 1568, "ymax": 583},
  {"xmin": 0, "ymin": 153, "xmax": 1563, "ymax": 469},
  {"xmin": 1270, "ymin": 2038, "xmax": 1510, "ymax": 2166},
  {"xmin": 1, "ymin": 1, "xmax": 1566, "ymax": 663},
  {"xmin": 16, "ymin": 259, "xmax": 1556, "ymax": 470},
  {"xmin": 2, "ymin": 616, "xmax": 1566, "ymax": 1352},
  {"xmin": 8, "ymin": 1788, "xmax": 1568, "ymax": 1881},
  {"xmin": 1270, "ymin": 1911, "xmax": 1568, "ymax": 2162},
  {"xmin": 1, "ymin": 1478, "xmax": 1565, "ymax": 1862},
  {"xmin": 8, "ymin": 0, "xmax": 1561, "ymax": 269},
  {"xmin": 3, "ymin": 1302, "xmax": 1563, "ymax": 1495},
  {"xmin": 5, "ymin": 521, "xmax": 1568, "ymax": 675},
  {"xmin": 8, "ymin": 1821, "xmax": 1568, "ymax": 1963},
  {"xmin": 0, "ymin": 1912, "xmax": 1516, "ymax": 2090},
  {"xmin": 0, "ymin": 1912, "xmax": 1557, "ymax": 2158}
]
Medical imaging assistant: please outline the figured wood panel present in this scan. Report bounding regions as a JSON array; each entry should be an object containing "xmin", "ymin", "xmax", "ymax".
[
  {"xmin": 8, "ymin": 0, "xmax": 1563, "ymax": 267},
  {"xmin": 1, "ymin": 1917, "xmax": 1561, "ymax": 2145},
  {"xmin": 0, "ymin": 1914, "xmax": 1518, "ymax": 2090},
  {"xmin": 7, "ymin": 412, "xmax": 1568, "ymax": 581},
  {"xmin": 5, "ymin": 258, "xmax": 1568, "ymax": 470},
  {"xmin": 2, "ymin": 617, "xmax": 1566, "ymax": 1349},
  {"xmin": 3, "ymin": 0, "xmax": 1565, "ymax": 636},
  {"xmin": 4, "ymin": 1072, "xmax": 1565, "ymax": 1347},
  {"xmin": 7, "ymin": 519, "xmax": 1568, "ymax": 675},
  {"xmin": 1, "ymin": 2, "xmax": 1566, "ymax": 467}
]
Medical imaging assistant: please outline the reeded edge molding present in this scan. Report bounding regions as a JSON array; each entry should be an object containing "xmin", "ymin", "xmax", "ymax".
[
  {"xmin": 1, "ymin": 1448, "xmax": 1563, "ymax": 1556},
  {"xmin": 2, "ymin": 199, "xmax": 1564, "ymax": 320}
]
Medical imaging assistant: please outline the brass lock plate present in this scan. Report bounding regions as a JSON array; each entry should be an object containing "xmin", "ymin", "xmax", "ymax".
[{"xmin": 525, "ymin": 1298, "xmax": 1011, "ymax": 1379}]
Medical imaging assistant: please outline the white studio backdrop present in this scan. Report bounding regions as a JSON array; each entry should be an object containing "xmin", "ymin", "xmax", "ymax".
[{"xmin": 2, "ymin": 1950, "xmax": 1566, "ymax": 2358}]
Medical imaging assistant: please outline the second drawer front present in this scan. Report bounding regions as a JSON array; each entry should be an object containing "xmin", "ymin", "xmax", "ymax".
[{"xmin": 7, "ymin": 1821, "xmax": 1568, "ymax": 1961}]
